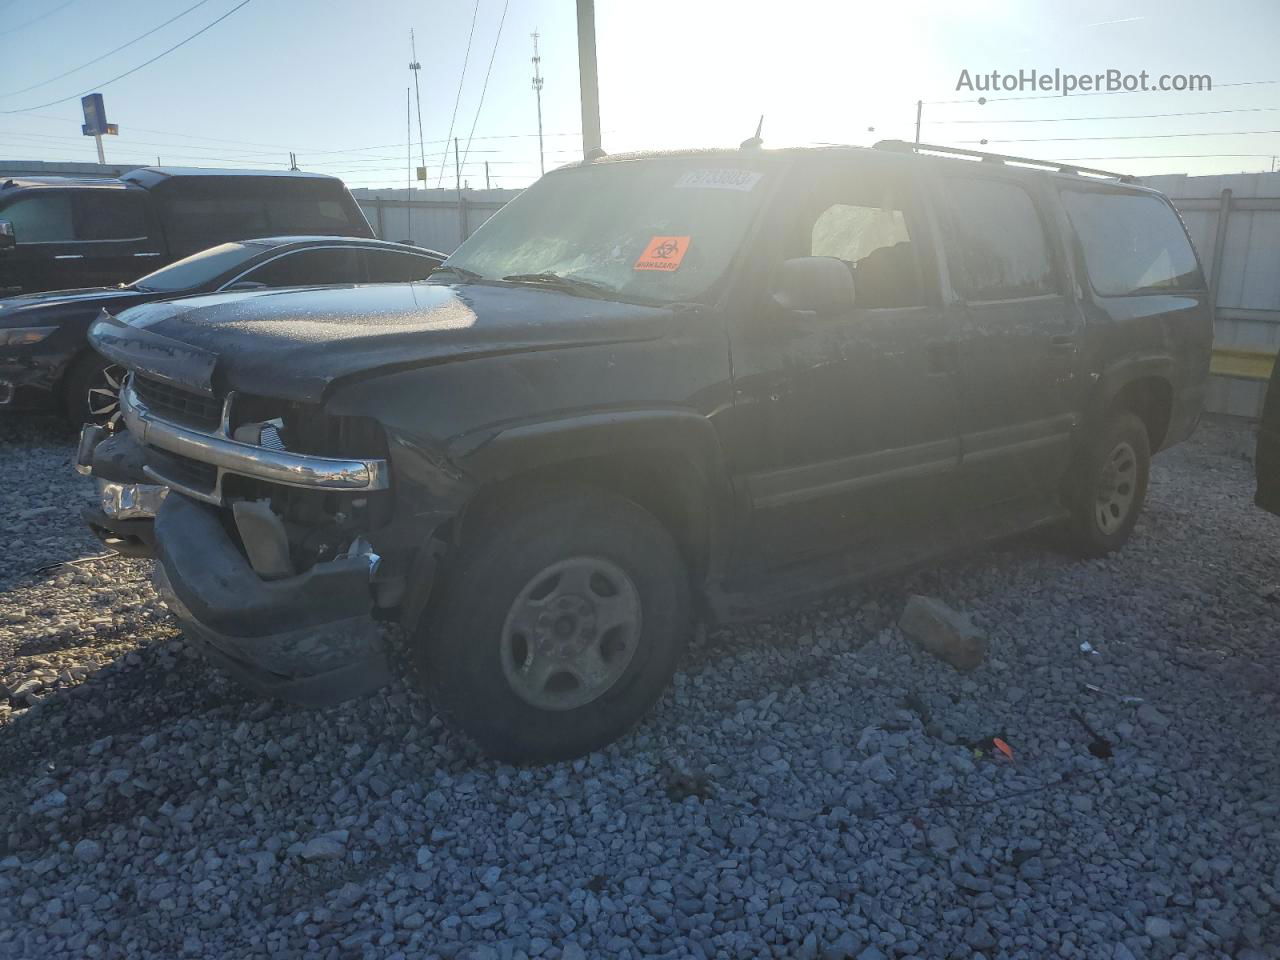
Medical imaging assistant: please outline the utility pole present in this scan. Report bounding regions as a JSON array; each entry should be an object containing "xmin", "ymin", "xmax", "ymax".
[
  {"xmin": 914, "ymin": 100, "xmax": 922, "ymax": 148},
  {"xmin": 530, "ymin": 31, "xmax": 545, "ymax": 176},
  {"xmin": 455, "ymin": 137, "xmax": 466, "ymax": 246},
  {"xmin": 406, "ymin": 88, "xmax": 412, "ymax": 241},
  {"xmin": 575, "ymin": 0, "xmax": 602, "ymax": 159},
  {"xmin": 485, "ymin": 161, "xmax": 491, "ymax": 190},
  {"xmin": 409, "ymin": 30, "xmax": 426, "ymax": 188}
]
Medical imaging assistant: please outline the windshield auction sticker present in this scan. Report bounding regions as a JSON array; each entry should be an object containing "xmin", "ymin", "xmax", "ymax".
[
  {"xmin": 674, "ymin": 169, "xmax": 763, "ymax": 191},
  {"xmin": 635, "ymin": 236, "xmax": 691, "ymax": 272}
]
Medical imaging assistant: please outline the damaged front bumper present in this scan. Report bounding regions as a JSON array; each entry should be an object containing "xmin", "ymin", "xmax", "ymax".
[
  {"xmin": 152, "ymin": 493, "xmax": 391, "ymax": 705},
  {"xmin": 77, "ymin": 424, "xmax": 166, "ymax": 557}
]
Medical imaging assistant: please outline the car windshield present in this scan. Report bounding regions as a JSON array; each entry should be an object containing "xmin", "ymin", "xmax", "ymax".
[
  {"xmin": 132, "ymin": 242, "xmax": 265, "ymax": 292},
  {"xmin": 439, "ymin": 158, "xmax": 773, "ymax": 304}
]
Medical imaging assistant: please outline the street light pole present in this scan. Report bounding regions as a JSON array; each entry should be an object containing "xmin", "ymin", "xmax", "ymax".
[
  {"xmin": 575, "ymin": 0, "xmax": 602, "ymax": 159},
  {"xmin": 409, "ymin": 29, "xmax": 427, "ymax": 187}
]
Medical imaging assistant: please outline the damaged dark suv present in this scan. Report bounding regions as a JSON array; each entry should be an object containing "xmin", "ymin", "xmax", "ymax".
[{"xmin": 79, "ymin": 143, "xmax": 1211, "ymax": 761}]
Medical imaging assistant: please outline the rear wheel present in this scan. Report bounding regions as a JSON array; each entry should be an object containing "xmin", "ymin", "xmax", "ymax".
[
  {"xmin": 1063, "ymin": 411, "xmax": 1151, "ymax": 556},
  {"xmin": 418, "ymin": 486, "xmax": 692, "ymax": 762},
  {"xmin": 64, "ymin": 352, "xmax": 125, "ymax": 427}
]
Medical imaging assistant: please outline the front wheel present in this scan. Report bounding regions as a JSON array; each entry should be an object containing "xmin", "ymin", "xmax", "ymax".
[
  {"xmin": 418, "ymin": 487, "xmax": 692, "ymax": 762},
  {"xmin": 64, "ymin": 352, "xmax": 126, "ymax": 427},
  {"xmin": 1063, "ymin": 411, "xmax": 1151, "ymax": 556}
]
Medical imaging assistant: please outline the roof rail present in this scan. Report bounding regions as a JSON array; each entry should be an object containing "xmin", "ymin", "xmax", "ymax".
[{"xmin": 873, "ymin": 139, "xmax": 1135, "ymax": 182}]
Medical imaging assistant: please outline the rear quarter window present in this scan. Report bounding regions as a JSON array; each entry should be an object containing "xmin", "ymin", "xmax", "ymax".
[
  {"xmin": 265, "ymin": 198, "xmax": 358, "ymax": 235},
  {"xmin": 1061, "ymin": 190, "xmax": 1204, "ymax": 295},
  {"xmin": 78, "ymin": 191, "xmax": 151, "ymax": 241}
]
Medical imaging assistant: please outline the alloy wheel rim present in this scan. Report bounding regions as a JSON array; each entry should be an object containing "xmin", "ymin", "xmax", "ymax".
[
  {"xmin": 86, "ymin": 363, "xmax": 126, "ymax": 427},
  {"xmin": 1095, "ymin": 440, "xmax": 1138, "ymax": 535},
  {"xmin": 500, "ymin": 556, "xmax": 642, "ymax": 711}
]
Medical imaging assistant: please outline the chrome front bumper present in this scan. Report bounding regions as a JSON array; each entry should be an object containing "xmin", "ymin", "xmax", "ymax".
[{"xmin": 119, "ymin": 377, "xmax": 390, "ymax": 505}]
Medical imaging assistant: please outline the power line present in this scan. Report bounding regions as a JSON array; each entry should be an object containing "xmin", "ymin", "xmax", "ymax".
[
  {"xmin": 0, "ymin": 0, "xmax": 80, "ymax": 38},
  {"xmin": 460, "ymin": 0, "xmax": 511, "ymax": 175},
  {"xmin": 307, "ymin": 130, "xmax": 582, "ymax": 157},
  {"xmin": 1058, "ymin": 153, "xmax": 1279, "ymax": 160},
  {"xmin": 435, "ymin": 0, "xmax": 481, "ymax": 188},
  {"xmin": 931, "ymin": 105, "xmax": 1280, "ymax": 125},
  {"xmin": 0, "ymin": 0, "xmax": 216, "ymax": 99},
  {"xmin": 10, "ymin": 111, "xmax": 316, "ymax": 151},
  {"xmin": 0, "ymin": 0, "xmax": 257, "ymax": 115},
  {"xmin": 963, "ymin": 128, "xmax": 1280, "ymax": 144}
]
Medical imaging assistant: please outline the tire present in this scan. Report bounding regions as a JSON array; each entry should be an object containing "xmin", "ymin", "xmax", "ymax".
[
  {"xmin": 1063, "ymin": 411, "xmax": 1151, "ymax": 557},
  {"xmin": 418, "ymin": 486, "xmax": 692, "ymax": 763},
  {"xmin": 63, "ymin": 352, "xmax": 126, "ymax": 427}
]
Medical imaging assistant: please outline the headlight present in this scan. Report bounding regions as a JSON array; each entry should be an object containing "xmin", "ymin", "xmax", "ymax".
[{"xmin": 0, "ymin": 326, "xmax": 57, "ymax": 346}]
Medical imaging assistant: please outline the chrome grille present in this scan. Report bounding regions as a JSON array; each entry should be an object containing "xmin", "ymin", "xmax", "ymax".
[{"xmin": 131, "ymin": 374, "xmax": 221, "ymax": 430}]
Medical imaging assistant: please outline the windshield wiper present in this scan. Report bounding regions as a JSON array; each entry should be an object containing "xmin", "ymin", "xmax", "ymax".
[
  {"xmin": 431, "ymin": 264, "xmax": 485, "ymax": 282},
  {"xmin": 500, "ymin": 272, "xmax": 616, "ymax": 298}
]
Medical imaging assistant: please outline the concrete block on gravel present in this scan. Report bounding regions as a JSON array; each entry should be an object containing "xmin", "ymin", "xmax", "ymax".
[{"xmin": 899, "ymin": 595, "xmax": 988, "ymax": 671}]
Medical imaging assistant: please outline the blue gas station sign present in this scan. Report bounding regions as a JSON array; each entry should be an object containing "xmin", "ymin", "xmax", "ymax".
[{"xmin": 81, "ymin": 94, "xmax": 117, "ymax": 137}]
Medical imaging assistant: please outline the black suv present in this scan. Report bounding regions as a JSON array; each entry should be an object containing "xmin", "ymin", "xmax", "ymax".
[
  {"xmin": 0, "ymin": 166, "xmax": 372, "ymax": 295},
  {"xmin": 79, "ymin": 143, "xmax": 1212, "ymax": 761}
]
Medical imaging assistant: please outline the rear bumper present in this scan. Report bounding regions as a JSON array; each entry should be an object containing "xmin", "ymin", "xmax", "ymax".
[{"xmin": 152, "ymin": 493, "xmax": 391, "ymax": 705}]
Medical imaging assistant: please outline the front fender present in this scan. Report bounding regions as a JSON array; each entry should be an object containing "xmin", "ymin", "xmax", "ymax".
[{"xmin": 451, "ymin": 408, "xmax": 729, "ymax": 488}]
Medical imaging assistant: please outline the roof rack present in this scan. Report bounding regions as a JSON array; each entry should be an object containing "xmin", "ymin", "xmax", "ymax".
[{"xmin": 873, "ymin": 140, "xmax": 1135, "ymax": 182}]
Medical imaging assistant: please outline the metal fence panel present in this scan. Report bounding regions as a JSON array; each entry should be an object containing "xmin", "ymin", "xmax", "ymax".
[{"xmin": 1139, "ymin": 172, "xmax": 1280, "ymax": 419}]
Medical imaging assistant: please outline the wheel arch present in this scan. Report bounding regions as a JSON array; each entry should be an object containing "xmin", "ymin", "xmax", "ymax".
[
  {"xmin": 450, "ymin": 411, "xmax": 736, "ymax": 586},
  {"xmin": 1090, "ymin": 357, "xmax": 1176, "ymax": 451}
]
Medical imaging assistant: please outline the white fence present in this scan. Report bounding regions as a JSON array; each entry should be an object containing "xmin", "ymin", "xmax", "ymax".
[
  {"xmin": 352, "ymin": 189, "xmax": 518, "ymax": 253},
  {"xmin": 1140, "ymin": 172, "xmax": 1280, "ymax": 418}
]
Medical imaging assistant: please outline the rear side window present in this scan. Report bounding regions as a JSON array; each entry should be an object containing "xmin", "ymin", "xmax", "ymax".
[
  {"xmin": 159, "ymin": 198, "xmax": 270, "ymax": 256},
  {"xmin": 78, "ymin": 191, "xmax": 150, "ymax": 241},
  {"xmin": 364, "ymin": 249, "xmax": 438, "ymax": 282},
  {"xmin": 938, "ymin": 178, "xmax": 1056, "ymax": 301},
  {"xmin": 1061, "ymin": 190, "xmax": 1203, "ymax": 295},
  {"xmin": 2, "ymin": 194, "xmax": 75, "ymax": 242},
  {"xmin": 241, "ymin": 247, "xmax": 366, "ymax": 286}
]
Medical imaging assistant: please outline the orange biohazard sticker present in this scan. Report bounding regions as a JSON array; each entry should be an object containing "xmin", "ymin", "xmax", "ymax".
[{"xmin": 634, "ymin": 235, "xmax": 690, "ymax": 272}]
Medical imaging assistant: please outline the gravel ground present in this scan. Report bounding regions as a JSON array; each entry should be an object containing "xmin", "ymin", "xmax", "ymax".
[{"xmin": 1, "ymin": 414, "xmax": 1278, "ymax": 960}]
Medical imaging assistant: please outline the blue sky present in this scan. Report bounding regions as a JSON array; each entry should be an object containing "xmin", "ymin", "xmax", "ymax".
[{"xmin": 1, "ymin": 0, "xmax": 1278, "ymax": 187}]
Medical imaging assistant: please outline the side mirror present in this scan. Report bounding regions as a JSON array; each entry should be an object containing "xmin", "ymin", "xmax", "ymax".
[
  {"xmin": 0, "ymin": 220, "xmax": 14, "ymax": 251},
  {"xmin": 771, "ymin": 256, "xmax": 855, "ymax": 315}
]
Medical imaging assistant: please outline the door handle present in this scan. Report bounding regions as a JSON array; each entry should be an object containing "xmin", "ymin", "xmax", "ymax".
[
  {"xmin": 54, "ymin": 254, "xmax": 84, "ymax": 260},
  {"xmin": 1049, "ymin": 335, "xmax": 1076, "ymax": 352}
]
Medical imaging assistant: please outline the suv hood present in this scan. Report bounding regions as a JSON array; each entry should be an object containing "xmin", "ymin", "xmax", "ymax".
[{"xmin": 90, "ymin": 282, "xmax": 674, "ymax": 403}]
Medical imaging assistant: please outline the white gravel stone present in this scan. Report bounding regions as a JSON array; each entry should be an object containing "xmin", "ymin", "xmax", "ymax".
[{"xmin": 1, "ymin": 416, "xmax": 1277, "ymax": 959}]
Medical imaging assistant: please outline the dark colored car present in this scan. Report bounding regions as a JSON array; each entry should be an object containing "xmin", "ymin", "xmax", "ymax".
[
  {"xmin": 79, "ymin": 142, "xmax": 1212, "ymax": 761},
  {"xmin": 0, "ymin": 236, "xmax": 444, "ymax": 423},
  {"xmin": 0, "ymin": 166, "xmax": 373, "ymax": 295},
  {"xmin": 1258, "ymin": 359, "xmax": 1280, "ymax": 515}
]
